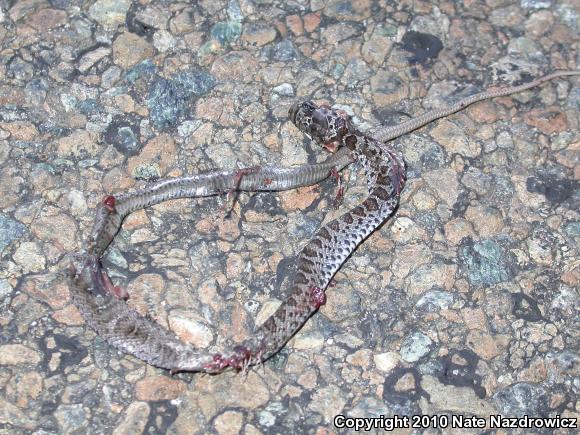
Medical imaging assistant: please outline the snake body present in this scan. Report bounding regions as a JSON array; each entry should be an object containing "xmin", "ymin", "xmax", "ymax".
[
  {"xmin": 70, "ymin": 147, "xmax": 357, "ymax": 372},
  {"xmin": 69, "ymin": 71, "xmax": 578, "ymax": 373}
]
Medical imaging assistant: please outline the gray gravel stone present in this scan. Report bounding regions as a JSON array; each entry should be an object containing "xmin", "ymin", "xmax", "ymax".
[
  {"xmin": 147, "ymin": 70, "xmax": 216, "ymax": 130},
  {"xmin": 400, "ymin": 332, "xmax": 433, "ymax": 362},
  {"xmin": 520, "ymin": 0, "xmax": 553, "ymax": 9},
  {"xmin": 416, "ymin": 290, "xmax": 455, "ymax": 311},
  {"xmin": 494, "ymin": 382, "xmax": 548, "ymax": 417},
  {"xmin": 0, "ymin": 214, "xmax": 26, "ymax": 254},
  {"xmin": 459, "ymin": 239, "xmax": 513, "ymax": 286},
  {"xmin": 0, "ymin": 279, "xmax": 12, "ymax": 300},
  {"xmin": 54, "ymin": 404, "xmax": 89, "ymax": 433},
  {"xmin": 88, "ymin": 0, "xmax": 131, "ymax": 28}
]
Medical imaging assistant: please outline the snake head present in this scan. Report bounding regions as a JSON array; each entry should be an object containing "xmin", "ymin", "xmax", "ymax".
[{"xmin": 289, "ymin": 101, "xmax": 351, "ymax": 151}]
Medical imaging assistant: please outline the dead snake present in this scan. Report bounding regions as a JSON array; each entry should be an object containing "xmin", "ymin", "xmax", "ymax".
[{"xmin": 68, "ymin": 71, "xmax": 578, "ymax": 373}]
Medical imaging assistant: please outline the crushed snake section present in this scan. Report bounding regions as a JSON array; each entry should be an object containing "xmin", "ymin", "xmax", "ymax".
[{"xmin": 68, "ymin": 71, "xmax": 578, "ymax": 373}]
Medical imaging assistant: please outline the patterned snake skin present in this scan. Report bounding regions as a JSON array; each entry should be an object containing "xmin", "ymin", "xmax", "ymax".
[{"xmin": 68, "ymin": 71, "xmax": 578, "ymax": 373}]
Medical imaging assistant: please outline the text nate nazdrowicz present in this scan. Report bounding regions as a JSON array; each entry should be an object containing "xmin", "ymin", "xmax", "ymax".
[{"xmin": 333, "ymin": 414, "xmax": 578, "ymax": 431}]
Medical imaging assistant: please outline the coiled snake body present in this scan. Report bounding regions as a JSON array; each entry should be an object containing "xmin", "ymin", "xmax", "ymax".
[{"xmin": 69, "ymin": 71, "xmax": 578, "ymax": 373}]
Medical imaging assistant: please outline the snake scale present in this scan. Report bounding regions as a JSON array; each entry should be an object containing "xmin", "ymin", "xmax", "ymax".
[{"xmin": 68, "ymin": 71, "xmax": 578, "ymax": 373}]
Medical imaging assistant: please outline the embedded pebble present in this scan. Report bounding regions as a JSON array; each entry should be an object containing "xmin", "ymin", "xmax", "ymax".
[
  {"xmin": 54, "ymin": 404, "xmax": 89, "ymax": 433},
  {"xmin": 373, "ymin": 352, "xmax": 400, "ymax": 373},
  {"xmin": 466, "ymin": 330, "xmax": 505, "ymax": 360},
  {"xmin": 400, "ymin": 332, "xmax": 433, "ymax": 362},
  {"xmin": 430, "ymin": 120, "xmax": 481, "ymax": 158},
  {"xmin": 78, "ymin": 47, "xmax": 112, "ymax": 73},
  {"xmin": 416, "ymin": 290, "xmax": 454, "ymax": 311},
  {"xmin": 135, "ymin": 377, "xmax": 186, "ymax": 401},
  {"xmin": 113, "ymin": 33, "xmax": 154, "ymax": 69},
  {"xmin": 370, "ymin": 71, "xmax": 409, "ymax": 106},
  {"xmin": 421, "ymin": 375, "xmax": 496, "ymax": 415},
  {"xmin": 0, "ymin": 279, "xmax": 12, "ymax": 301},
  {"xmin": 0, "ymin": 345, "xmax": 41, "ymax": 366},
  {"xmin": 88, "ymin": 0, "xmax": 131, "ymax": 28},
  {"xmin": 459, "ymin": 240, "xmax": 513, "ymax": 286},
  {"xmin": 13, "ymin": 242, "xmax": 45, "ymax": 273},
  {"xmin": 112, "ymin": 402, "xmax": 150, "ymax": 435},
  {"xmin": 423, "ymin": 168, "xmax": 459, "ymax": 207},
  {"xmin": 494, "ymin": 382, "xmax": 548, "ymax": 417},
  {"xmin": 168, "ymin": 312, "xmax": 214, "ymax": 348},
  {"xmin": 66, "ymin": 190, "xmax": 88, "ymax": 215},
  {"xmin": 308, "ymin": 385, "xmax": 347, "ymax": 422},
  {"xmin": 0, "ymin": 214, "xmax": 26, "ymax": 253},
  {"xmin": 153, "ymin": 30, "xmax": 176, "ymax": 53},
  {"xmin": 0, "ymin": 398, "xmax": 36, "ymax": 430},
  {"xmin": 214, "ymin": 410, "xmax": 244, "ymax": 435}
]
